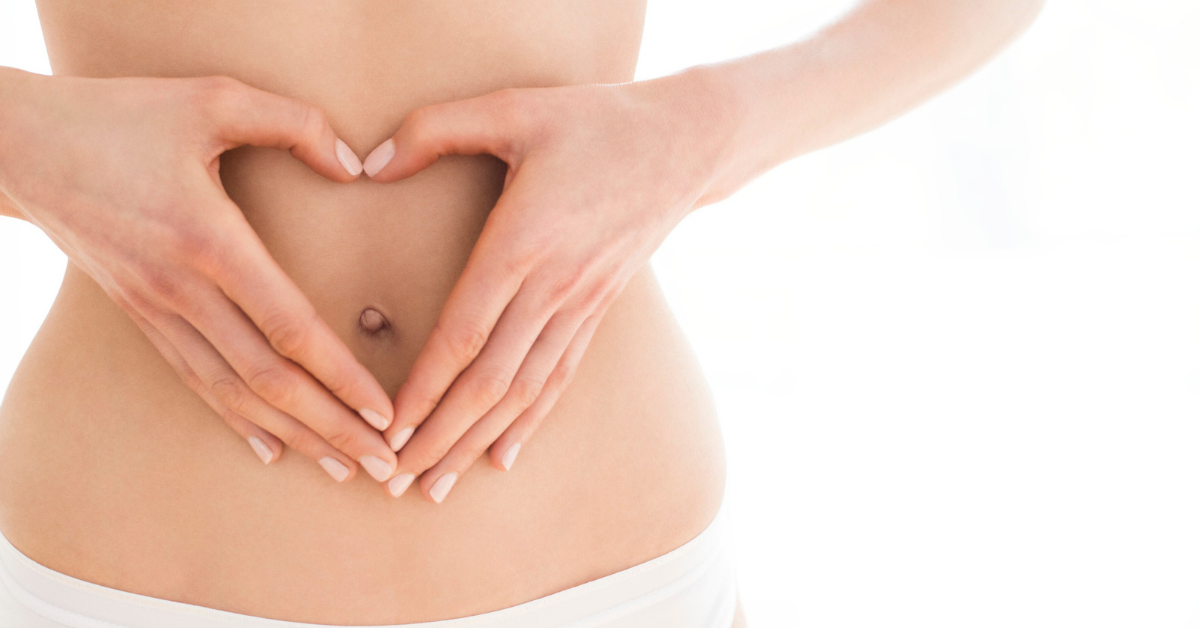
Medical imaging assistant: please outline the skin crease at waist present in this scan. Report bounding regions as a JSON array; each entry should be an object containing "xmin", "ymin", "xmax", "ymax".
[{"xmin": 0, "ymin": 0, "xmax": 1043, "ymax": 624}]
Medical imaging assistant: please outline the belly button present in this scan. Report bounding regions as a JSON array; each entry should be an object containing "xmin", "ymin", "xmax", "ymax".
[{"xmin": 358, "ymin": 307, "xmax": 391, "ymax": 336}]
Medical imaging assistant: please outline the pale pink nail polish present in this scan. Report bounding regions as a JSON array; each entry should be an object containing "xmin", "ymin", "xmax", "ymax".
[
  {"xmin": 389, "ymin": 426, "xmax": 415, "ymax": 451},
  {"xmin": 358, "ymin": 455, "xmax": 394, "ymax": 482},
  {"xmin": 335, "ymin": 139, "xmax": 363, "ymax": 176},
  {"xmin": 248, "ymin": 436, "xmax": 273, "ymax": 465},
  {"xmin": 429, "ymin": 472, "xmax": 458, "ymax": 504},
  {"xmin": 319, "ymin": 457, "xmax": 350, "ymax": 482},
  {"xmin": 359, "ymin": 408, "xmax": 390, "ymax": 431},
  {"xmin": 363, "ymin": 138, "xmax": 395, "ymax": 178},
  {"xmin": 388, "ymin": 473, "xmax": 415, "ymax": 498},
  {"xmin": 501, "ymin": 442, "xmax": 521, "ymax": 471}
]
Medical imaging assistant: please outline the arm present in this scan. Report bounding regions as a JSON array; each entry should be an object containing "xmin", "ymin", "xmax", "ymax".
[
  {"xmin": 697, "ymin": 0, "xmax": 1044, "ymax": 207},
  {"xmin": 0, "ymin": 192, "xmax": 22, "ymax": 220},
  {"xmin": 0, "ymin": 67, "xmax": 399, "ymax": 483},
  {"xmin": 365, "ymin": 0, "xmax": 1043, "ymax": 502}
]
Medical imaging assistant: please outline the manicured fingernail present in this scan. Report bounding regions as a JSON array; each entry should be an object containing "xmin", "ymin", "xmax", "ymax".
[
  {"xmin": 429, "ymin": 472, "xmax": 458, "ymax": 504},
  {"xmin": 319, "ymin": 457, "xmax": 350, "ymax": 482},
  {"xmin": 359, "ymin": 408, "xmax": 390, "ymax": 431},
  {"xmin": 388, "ymin": 473, "xmax": 415, "ymax": 497},
  {"xmin": 363, "ymin": 138, "xmax": 395, "ymax": 178},
  {"xmin": 501, "ymin": 442, "xmax": 521, "ymax": 471},
  {"xmin": 389, "ymin": 426, "xmax": 414, "ymax": 451},
  {"xmin": 335, "ymin": 138, "xmax": 363, "ymax": 176},
  {"xmin": 358, "ymin": 455, "xmax": 394, "ymax": 482},
  {"xmin": 248, "ymin": 436, "xmax": 273, "ymax": 465}
]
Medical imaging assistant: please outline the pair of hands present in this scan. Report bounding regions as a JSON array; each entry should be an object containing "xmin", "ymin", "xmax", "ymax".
[{"xmin": 0, "ymin": 69, "xmax": 734, "ymax": 502}]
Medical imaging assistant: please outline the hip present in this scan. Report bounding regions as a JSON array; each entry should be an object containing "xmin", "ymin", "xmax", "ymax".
[{"xmin": 0, "ymin": 257, "xmax": 726, "ymax": 624}]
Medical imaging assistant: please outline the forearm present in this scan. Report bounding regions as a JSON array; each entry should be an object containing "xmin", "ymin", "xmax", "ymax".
[{"xmin": 688, "ymin": 0, "xmax": 1043, "ymax": 206}]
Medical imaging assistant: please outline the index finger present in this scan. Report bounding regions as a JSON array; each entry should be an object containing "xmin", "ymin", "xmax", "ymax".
[
  {"xmin": 385, "ymin": 232, "xmax": 528, "ymax": 450},
  {"xmin": 212, "ymin": 214, "xmax": 395, "ymax": 432},
  {"xmin": 200, "ymin": 76, "xmax": 363, "ymax": 182}
]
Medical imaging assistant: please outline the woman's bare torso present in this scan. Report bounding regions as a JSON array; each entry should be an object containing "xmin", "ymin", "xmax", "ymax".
[{"xmin": 0, "ymin": 0, "xmax": 727, "ymax": 624}]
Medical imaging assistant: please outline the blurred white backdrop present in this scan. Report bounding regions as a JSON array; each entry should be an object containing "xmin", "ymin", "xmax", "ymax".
[{"xmin": 2, "ymin": 1, "xmax": 1199, "ymax": 626}]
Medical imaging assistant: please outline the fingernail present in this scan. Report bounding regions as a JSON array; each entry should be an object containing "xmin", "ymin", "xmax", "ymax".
[
  {"xmin": 388, "ymin": 473, "xmax": 415, "ymax": 498},
  {"xmin": 319, "ymin": 457, "xmax": 351, "ymax": 482},
  {"xmin": 358, "ymin": 455, "xmax": 394, "ymax": 482},
  {"xmin": 389, "ymin": 426, "xmax": 415, "ymax": 451},
  {"xmin": 429, "ymin": 472, "xmax": 458, "ymax": 504},
  {"xmin": 363, "ymin": 138, "xmax": 395, "ymax": 178},
  {"xmin": 248, "ymin": 436, "xmax": 273, "ymax": 465},
  {"xmin": 501, "ymin": 442, "xmax": 521, "ymax": 471},
  {"xmin": 359, "ymin": 408, "xmax": 390, "ymax": 431},
  {"xmin": 335, "ymin": 138, "xmax": 363, "ymax": 176}
]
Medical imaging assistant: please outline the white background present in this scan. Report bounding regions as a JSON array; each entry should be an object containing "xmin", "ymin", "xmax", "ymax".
[{"xmin": 3, "ymin": 1, "xmax": 1199, "ymax": 626}]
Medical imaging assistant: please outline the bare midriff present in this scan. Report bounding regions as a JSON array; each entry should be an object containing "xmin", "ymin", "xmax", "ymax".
[{"xmin": 0, "ymin": 0, "xmax": 726, "ymax": 624}]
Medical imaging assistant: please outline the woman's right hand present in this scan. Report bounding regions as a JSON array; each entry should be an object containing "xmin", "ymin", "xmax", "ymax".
[{"xmin": 0, "ymin": 69, "xmax": 399, "ymax": 484}]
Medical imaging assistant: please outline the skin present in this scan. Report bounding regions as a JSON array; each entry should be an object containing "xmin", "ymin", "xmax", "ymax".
[{"xmin": 0, "ymin": 0, "xmax": 1041, "ymax": 624}]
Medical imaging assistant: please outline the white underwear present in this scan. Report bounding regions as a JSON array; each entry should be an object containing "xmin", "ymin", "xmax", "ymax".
[{"xmin": 0, "ymin": 506, "xmax": 737, "ymax": 628}]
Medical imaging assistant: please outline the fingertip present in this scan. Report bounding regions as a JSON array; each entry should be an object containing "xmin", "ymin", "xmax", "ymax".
[
  {"xmin": 335, "ymin": 138, "xmax": 364, "ymax": 178},
  {"xmin": 248, "ymin": 435, "xmax": 275, "ymax": 465},
  {"xmin": 388, "ymin": 425, "xmax": 415, "ymax": 452},
  {"xmin": 500, "ymin": 441, "xmax": 521, "ymax": 471},
  {"xmin": 363, "ymin": 138, "xmax": 396, "ymax": 179},
  {"xmin": 359, "ymin": 407, "xmax": 391, "ymax": 431},
  {"xmin": 387, "ymin": 472, "xmax": 415, "ymax": 498},
  {"xmin": 428, "ymin": 471, "xmax": 458, "ymax": 504},
  {"xmin": 319, "ymin": 456, "xmax": 353, "ymax": 483}
]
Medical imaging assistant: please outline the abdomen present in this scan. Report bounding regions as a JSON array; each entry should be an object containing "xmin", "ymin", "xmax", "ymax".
[{"xmin": 0, "ymin": 0, "xmax": 726, "ymax": 623}]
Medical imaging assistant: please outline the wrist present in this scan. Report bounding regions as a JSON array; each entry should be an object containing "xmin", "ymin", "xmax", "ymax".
[{"xmin": 630, "ymin": 64, "xmax": 752, "ymax": 212}]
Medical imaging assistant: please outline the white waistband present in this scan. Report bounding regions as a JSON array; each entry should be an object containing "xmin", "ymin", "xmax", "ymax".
[{"xmin": 0, "ymin": 507, "xmax": 735, "ymax": 628}]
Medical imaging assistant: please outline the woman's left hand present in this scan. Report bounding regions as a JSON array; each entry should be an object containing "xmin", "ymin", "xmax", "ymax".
[{"xmin": 366, "ymin": 71, "xmax": 738, "ymax": 502}]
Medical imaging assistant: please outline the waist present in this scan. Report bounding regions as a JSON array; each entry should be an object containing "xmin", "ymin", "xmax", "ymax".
[{"xmin": 0, "ymin": 163, "xmax": 725, "ymax": 624}]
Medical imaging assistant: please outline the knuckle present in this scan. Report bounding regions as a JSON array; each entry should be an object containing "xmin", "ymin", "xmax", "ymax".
[
  {"xmin": 438, "ymin": 321, "xmax": 490, "ymax": 364},
  {"xmin": 139, "ymin": 265, "xmax": 187, "ymax": 307},
  {"xmin": 468, "ymin": 371, "xmax": 511, "ymax": 407},
  {"xmin": 320, "ymin": 367, "xmax": 357, "ymax": 400},
  {"xmin": 406, "ymin": 386, "xmax": 445, "ymax": 417},
  {"xmin": 402, "ymin": 107, "xmax": 436, "ymax": 146},
  {"xmin": 245, "ymin": 363, "xmax": 300, "ymax": 408},
  {"xmin": 454, "ymin": 441, "xmax": 488, "ymax": 468},
  {"xmin": 509, "ymin": 377, "xmax": 544, "ymax": 408},
  {"xmin": 210, "ymin": 375, "xmax": 253, "ymax": 414},
  {"xmin": 319, "ymin": 425, "xmax": 358, "ymax": 453},
  {"xmin": 171, "ymin": 226, "xmax": 222, "ymax": 273},
  {"xmin": 491, "ymin": 88, "xmax": 533, "ymax": 130},
  {"xmin": 499, "ymin": 236, "xmax": 543, "ymax": 276},
  {"xmin": 297, "ymin": 105, "xmax": 328, "ymax": 145},
  {"xmin": 411, "ymin": 441, "xmax": 453, "ymax": 471},
  {"xmin": 282, "ymin": 428, "xmax": 325, "ymax": 458},
  {"xmin": 194, "ymin": 75, "xmax": 244, "ymax": 113},
  {"xmin": 261, "ymin": 310, "xmax": 315, "ymax": 358},
  {"xmin": 217, "ymin": 408, "xmax": 246, "ymax": 431},
  {"xmin": 545, "ymin": 266, "xmax": 588, "ymax": 304}
]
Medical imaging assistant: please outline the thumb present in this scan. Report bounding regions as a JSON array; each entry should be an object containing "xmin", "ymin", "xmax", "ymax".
[
  {"xmin": 203, "ymin": 77, "xmax": 362, "ymax": 183},
  {"xmin": 363, "ymin": 89, "xmax": 525, "ymax": 183}
]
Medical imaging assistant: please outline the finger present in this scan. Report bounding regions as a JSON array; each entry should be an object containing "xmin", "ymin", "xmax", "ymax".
[
  {"xmin": 388, "ymin": 286, "xmax": 566, "ymax": 489},
  {"xmin": 210, "ymin": 215, "xmax": 396, "ymax": 433},
  {"xmin": 124, "ymin": 301, "xmax": 282, "ymax": 465},
  {"xmin": 490, "ymin": 310, "xmax": 606, "ymax": 471},
  {"xmin": 384, "ymin": 238, "xmax": 527, "ymax": 450},
  {"xmin": 388, "ymin": 280, "xmax": 554, "ymax": 465},
  {"xmin": 178, "ymin": 282, "xmax": 399, "ymax": 482},
  {"xmin": 144, "ymin": 305, "xmax": 364, "ymax": 483},
  {"xmin": 200, "ymin": 76, "xmax": 363, "ymax": 181},
  {"xmin": 364, "ymin": 89, "xmax": 526, "ymax": 182},
  {"xmin": 400, "ymin": 308, "xmax": 588, "ymax": 501}
]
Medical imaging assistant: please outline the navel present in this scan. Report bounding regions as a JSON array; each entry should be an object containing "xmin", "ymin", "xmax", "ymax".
[{"xmin": 358, "ymin": 307, "xmax": 391, "ymax": 336}]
